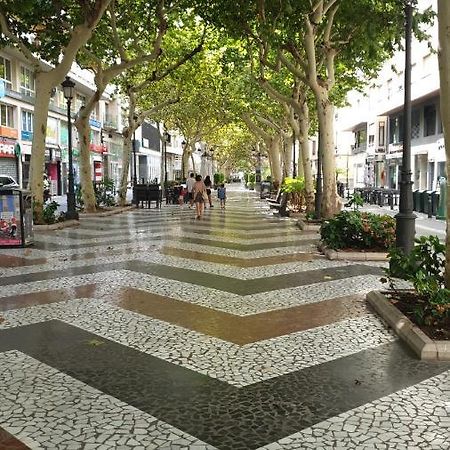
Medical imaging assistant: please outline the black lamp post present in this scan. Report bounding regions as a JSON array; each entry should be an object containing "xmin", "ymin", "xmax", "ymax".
[
  {"xmin": 132, "ymin": 115, "xmax": 138, "ymax": 186},
  {"xmin": 292, "ymin": 130, "xmax": 297, "ymax": 178},
  {"xmin": 163, "ymin": 130, "xmax": 170, "ymax": 186},
  {"xmin": 61, "ymin": 76, "xmax": 78, "ymax": 220},
  {"xmin": 181, "ymin": 140, "xmax": 186, "ymax": 178},
  {"xmin": 395, "ymin": 0, "xmax": 416, "ymax": 254}
]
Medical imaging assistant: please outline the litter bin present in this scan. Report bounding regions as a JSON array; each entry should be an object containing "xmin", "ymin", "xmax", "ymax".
[
  {"xmin": 431, "ymin": 191, "xmax": 439, "ymax": 217},
  {"xmin": 0, "ymin": 189, "xmax": 33, "ymax": 248},
  {"xmin": 418, "ymin": 190, "xmax": 427, "ymax": 213},
  {"xmin": 422, "ymin": 191, "xmax": 433, "ymax": 216},
  {"xmin": 413, "ymin": 189, "xmax": 420, "ymax": 212}
]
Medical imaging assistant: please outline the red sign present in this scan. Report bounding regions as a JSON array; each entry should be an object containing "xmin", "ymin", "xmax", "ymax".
[{"xmin": 89, "ymin": 143, "xmax": 106, "ymax": 154}]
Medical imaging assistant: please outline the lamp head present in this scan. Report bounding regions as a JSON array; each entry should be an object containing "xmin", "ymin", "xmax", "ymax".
[{"xmin": 61, "ymin": 76, "xmax": 75, "ymax": 100}]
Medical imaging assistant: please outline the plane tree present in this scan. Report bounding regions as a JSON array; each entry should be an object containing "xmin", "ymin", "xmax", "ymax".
[{"xmin": 0, "ymin": 0, "xmax": 112, "ymax": 221}]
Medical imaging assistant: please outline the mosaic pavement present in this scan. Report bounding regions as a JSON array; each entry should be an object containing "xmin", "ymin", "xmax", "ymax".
[{"xmin": 0, "ymin": 187, "xmax": 448, "ymax": 449}]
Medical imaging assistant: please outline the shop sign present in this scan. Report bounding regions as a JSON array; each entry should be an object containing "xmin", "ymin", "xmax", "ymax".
[
  {"xmin": 61, "ymin": 147, "xmax": 68, "ymax": 162},
  {"xmin": 0, "ymin": 126, "xmax": 18, "ymax": 139},
  {"xmin": 89, "ymin": 118, "xmax": 102, "ymax": 129},
  {"xmin": 0, "ymin": 194, "xmax": 21, "ymax": 246},
  {"xmin": 90, "ymin": 143, "xmax": 106, "ymax": 154},
  {"xmin": 21, "ymin": 130, "xmax": 33, "ymax": 141},
  {"xmin": 46, "ymin": 117, "xmax": 58, "ymax": 144},
  {"xmin": 60, "ymin": 123, "xmax": 68, "ymax": 146},
  {"xmin": 0, "ymin": 137, "xmax": 16, "ymax": 158}
]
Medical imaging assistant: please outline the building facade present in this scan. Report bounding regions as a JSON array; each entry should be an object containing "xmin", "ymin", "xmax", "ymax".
[{"xmin": 335, "ymin": 0, "xmax": 446, "ymax": 192}]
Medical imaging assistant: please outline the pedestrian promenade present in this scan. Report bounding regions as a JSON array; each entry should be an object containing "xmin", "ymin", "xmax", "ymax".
[{"xmin": 0, "ymin": 187, "xmax": 448, "ymax": 449}]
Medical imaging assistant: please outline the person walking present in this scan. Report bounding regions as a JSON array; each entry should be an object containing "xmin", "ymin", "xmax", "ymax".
[
  {"xmin": 186, "ymin": 173, "xmax": 196, "ymax": 208},
  {"xmin": 217, "ymin": 183, "xmax": 226, "ymax": 209},
  {"xmin": 204, "ymin": 175, "xmax": 214, "ymax": 208},
  {"xmin": 192, "ymin": 174, "xmax": 207, "ymax": 219}
]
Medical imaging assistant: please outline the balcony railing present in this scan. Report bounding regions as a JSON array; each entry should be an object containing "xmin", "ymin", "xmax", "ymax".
[{"xmin": 103, "ymin": 114, "xmax": 118, "ymax": 130}]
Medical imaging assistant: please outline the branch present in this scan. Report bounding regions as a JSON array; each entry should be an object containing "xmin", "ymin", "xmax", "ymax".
[
  {"xmin": 0, "ymin": 10, "xmax": 41, "ymax": 68},
  {"xmin": 135, "ymin": 29, "xmax": 205, "ymax": 91},
  {"xmin": 137, "ymin": 97, "xmax": 180, "ymax": 124},
  {"xmin": 108, "ymin": 0, "xmax": 128, "ymax": 61}
]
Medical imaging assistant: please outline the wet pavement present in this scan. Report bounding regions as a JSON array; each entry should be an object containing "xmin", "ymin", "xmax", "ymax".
[{"xmin": 0, "ymin": 188, "xmax": 448, "ymax": 449}]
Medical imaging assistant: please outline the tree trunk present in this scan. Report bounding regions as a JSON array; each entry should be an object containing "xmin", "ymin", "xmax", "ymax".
[
  {"xmin": 182, "ymin": 151, "xmax": 190, "ymax": 179},
  {"xmin": 438, "ymin": 0, "xmax": 450, "ymax": 288},
  {"xmin": 118, "ymin": 134, "xmax": 132, "ymax": 206},
  {"xmin": 30, "ymin": 74, "xmax": 53, "ymax": 222},
  {"xmin": 283, "ymin": 135, "xmax": 292, "ymax": 179},
  {"xmin": 298, "ymin": 124, "xmax": 314, "ymax": 213},
  {"xmin": 191, "ymin": 153, "xmax": 196, "ymax": 174},
  {"xmin": 76, "ymin": 115, "xmax": 97, "ymax": 212},
  {"xmin": 268, "ymin": 138, "xmax": 282, "ymax": 185},
  {"xmin": 316, "ymin": 92, "xmax": 339, "ymax": 218}
]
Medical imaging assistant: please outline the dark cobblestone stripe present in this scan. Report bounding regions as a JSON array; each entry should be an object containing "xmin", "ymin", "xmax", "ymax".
[{"xmin": 0, "ymin": 320, "xmax": 448, "ymax": 450}]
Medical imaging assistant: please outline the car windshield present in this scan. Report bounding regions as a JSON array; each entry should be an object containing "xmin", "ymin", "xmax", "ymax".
[{"xmin": 0, "ymin": 176, "xmax": 13, "ymax": 185}]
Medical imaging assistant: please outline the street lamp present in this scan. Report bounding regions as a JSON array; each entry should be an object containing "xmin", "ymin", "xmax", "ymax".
[
  {"xmin": 395, "ymin": 0, "xmax": 416, "ymax": 254},
  {"xmin": 132, "ymin": 115, "xmax": 138, "ymax": 186},
  {"xmin": 61, "ymin": 76, "xmax": 78, "ymax": 220},
  {"xmin": 163, "ymin": 130, "xmax": 170, "ymax": 186},
  {"xmin": 292, "ymin": 130, "xmax": 297, "ymax": 178},
  {"xmin": 181, "ymin": 140, "xmax": 186, "ymax": 178}
]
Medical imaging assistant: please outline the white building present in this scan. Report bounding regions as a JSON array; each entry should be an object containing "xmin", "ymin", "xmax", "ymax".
[{"xmin": 335, "ymin": 0, "xmax": 445, "ymax": 192}]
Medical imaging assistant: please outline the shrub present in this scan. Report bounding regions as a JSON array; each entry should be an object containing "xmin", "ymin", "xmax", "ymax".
[
  {"xmin": 94, "ymin": 177, "xmax": 116, "ymax": 207},
  {"xmin": 281, "ymin": 177, "xmax": 305, "ymax": 212},
  {"xmin": 384, "ymin": 236, "xmax": 450, "ymax": 325},
  {"xmin": 42, "ymin": 201, "xmax": 60, "ymax": 224},
  {"xmin": 320, "ymin": 210, "xmax": 396, "ymax": 250},
  {"xmin": 214, "ymin": 172, "xmax": 225, "ymax": 185}
]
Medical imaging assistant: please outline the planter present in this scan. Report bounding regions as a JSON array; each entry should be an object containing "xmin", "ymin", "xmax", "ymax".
[
  {"xmin": 318, "ymin": 243, "xmax": 388, "ymax": 261},
  {"xmin": 367, "ymin": 290, "xmax": 450, "ymax": 361},
  {"xmin": 297, "ymin": 218, "xmax": 322, "ymax": 232},
  {"xmin": 34, "ymin": 219, "xmax": 80, "ymax": 231},
  {"xmin": 80, "ymin": 205, "xmax": 135, "ymax": 218}
]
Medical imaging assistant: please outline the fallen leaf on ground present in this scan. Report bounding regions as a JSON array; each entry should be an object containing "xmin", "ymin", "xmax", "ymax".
[{"xmin": 86, "ymin": 339, "xmax": 105, "ymax": 347}]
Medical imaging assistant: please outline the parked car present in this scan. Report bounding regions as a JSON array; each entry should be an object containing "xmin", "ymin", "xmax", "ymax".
[{"xmin": 0, "ymin": 175, "xmax": 19, "ymax": 189}]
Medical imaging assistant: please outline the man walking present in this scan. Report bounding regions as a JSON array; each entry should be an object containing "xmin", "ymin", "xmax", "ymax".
[{"xmin": 186, "ymin": 173, "xmax": 196, "ymax": 207}]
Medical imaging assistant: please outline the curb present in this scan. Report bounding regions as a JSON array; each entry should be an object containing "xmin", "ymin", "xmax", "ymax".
[
  {"xmin": 80, "ymin": 205, "xmax": 135, "ymax": 218},
  {"xmin": 367, "ymin": 290, "xmax": 450, "ymax": 361},
  {"xmin": 297, "ymin": 218, "xmax": 322, "ymax": 232},
  {"xmin": 34, "ymin": 220, "xmax": 80, "ymax": 231},
  {"xmin": 318, "ymin": 243, "xmax": 388, "ymax": 261}
]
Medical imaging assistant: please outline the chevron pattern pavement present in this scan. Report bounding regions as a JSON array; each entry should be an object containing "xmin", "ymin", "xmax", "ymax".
[{"xmin": 0, "ymin": 186, "xmax": 448, "ymax": 449}]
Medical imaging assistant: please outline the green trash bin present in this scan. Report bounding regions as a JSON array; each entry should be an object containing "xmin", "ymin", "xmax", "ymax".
[
  {"xmin": 413, "ymin": 189, "xmax": 420, "ymax": 211},
  {"xmin": 437, "ymin": 178, "xmax": 447, "ymax": 220},
  {"xmin": 431, "ymin": 191, "xmax": 439, "ymax": 216},
  {"xmin": 422, "ymin": 191, "xmax": 433, "ymax": 215},
  {"xmin": 418, "ymin": 190, "xmax": 427, "ymax": 213}
]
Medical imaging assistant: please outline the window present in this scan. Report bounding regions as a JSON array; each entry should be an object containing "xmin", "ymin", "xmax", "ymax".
[
  {"xmin": 411, "ymin": 109, "xmax": 420, "ymax": 139},
  {"xmin": 75, "ymin": 94, "xmax": 86, "ymax": 112},
  {"xmin": 0, "ymin": 103, "xmax": 14, "ymax": 127},
  {"xmin": 378, "ymin": 122, "xmax": 385, "ymax": 146},
  {"xmin": 369, "ymin": 135, "xmax": 375, "ymax": 146},
  {"xmin": 21, "ymin": 110, "xmax": 33, "ymax": 132},
  {"xmin": 424, "ymin": 104, "xmax": 436, "ymax": 136},
  {"xmin": 387, "ymin": 79, "xmax": 392, "ymax": 99},
  {"xmin": 20, "ymin": 66, "xmax": 35, "ymax": 96},
  {"xmin": 0, "ymin": 56, "xmax": 12, "ymax": 88},
  {"xmin": 389, "ymin": 115, "xmax": 403, "ymax": 144}
]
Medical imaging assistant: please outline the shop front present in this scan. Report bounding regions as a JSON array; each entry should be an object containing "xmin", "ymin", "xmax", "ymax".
[
  {"xmin": 90, "ymin": 143, "xmax": 106, "ymax": 182},
  {"xmin": 0, "ymin": 127, "xmax": 19, "ymax": 180}
]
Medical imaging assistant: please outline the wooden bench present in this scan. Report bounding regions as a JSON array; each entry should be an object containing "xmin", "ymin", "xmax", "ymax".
[
  {"xmin": 270, "ymin": 192, "xmax": 289, "ymax": 217},
  {"xmin": 266, "ymin": 189, "xmax": 282, "ymax": 207}
]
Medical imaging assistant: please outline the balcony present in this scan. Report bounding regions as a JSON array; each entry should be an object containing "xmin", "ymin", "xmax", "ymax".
[
  {"xmin": 352, "ymin": 143, "xmax": 367, "ymax": 154},
  {"xmin": 103, "ymin": 114, "xmax": 118, "ymax": 130}
]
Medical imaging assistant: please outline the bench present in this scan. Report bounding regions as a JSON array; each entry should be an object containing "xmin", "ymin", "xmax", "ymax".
[
  {"xmin": 270, "ymin": 192, "xmax": 289, "ymax": 217},
  {"xmin": 134, "ymin": 184, "xmax": 162, "ymax": 209},
  {"xmin": 266, "ymin": 189, "xmax": 282, "ymax": 207}
]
